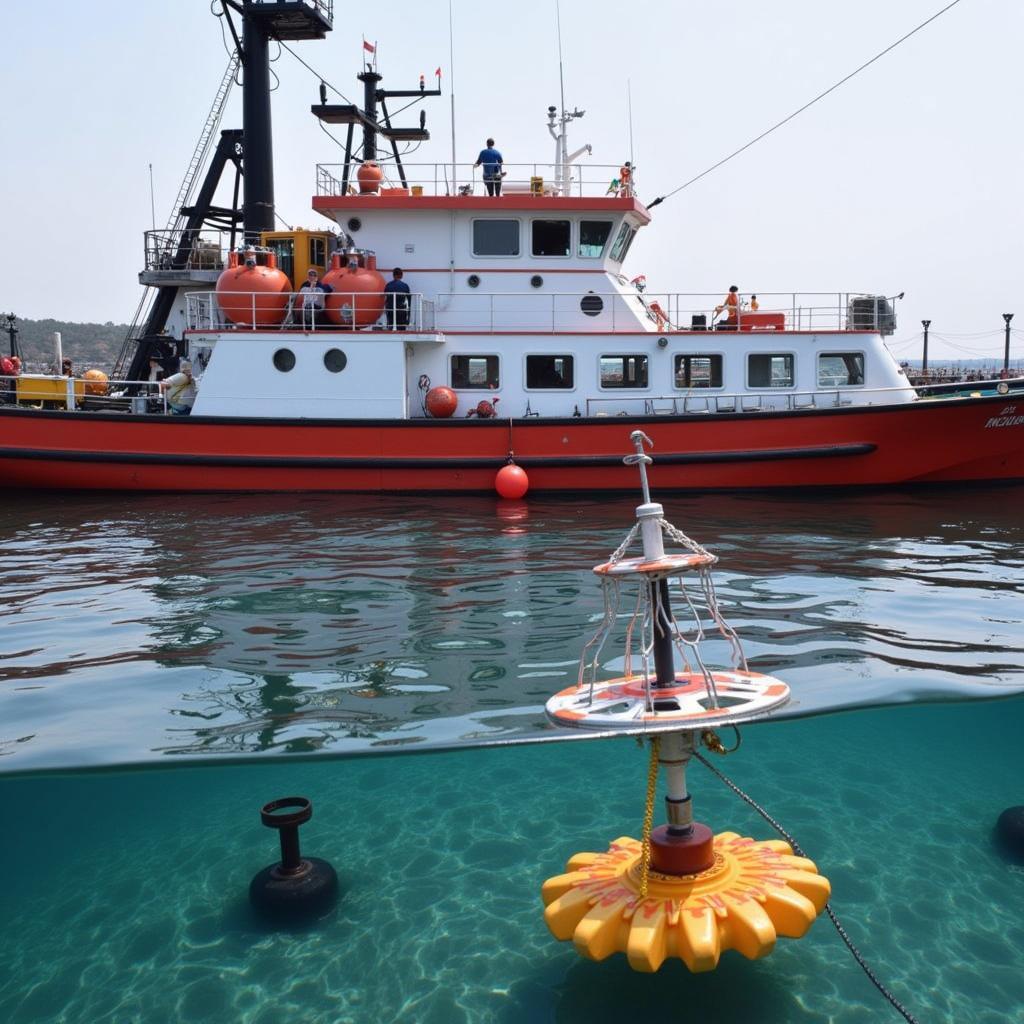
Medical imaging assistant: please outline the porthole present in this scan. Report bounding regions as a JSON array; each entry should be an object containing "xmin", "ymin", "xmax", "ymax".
[
  {"xmin": 273, "ymin": 348, "xmax": 296, "ymax": 372},
  {"xmin": 346, "ymin": 217, "xmax": 362, "ymax": 233},
  {"xmin": 324, "ymin": 348, "xmax": 347, "ymax": 373},
  {"xmin": 530, "ymin": 275, "xmax": 544, "ymax": 289},
  {"xmin": 467, "ymin": 274, "xmax": 481, "ymax": 288},
  {"xmin": 580, "ymin": 293, "xmax": 604, "ymax": 317}
]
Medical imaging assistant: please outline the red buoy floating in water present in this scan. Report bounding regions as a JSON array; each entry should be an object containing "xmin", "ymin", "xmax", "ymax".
[
  {"xmin": 425, "ymin": 386, "xmax": 458, "ymax": 418},
  {"xmin": 496, "ymin": 463, "xmax": 529, "ymax": 499}
]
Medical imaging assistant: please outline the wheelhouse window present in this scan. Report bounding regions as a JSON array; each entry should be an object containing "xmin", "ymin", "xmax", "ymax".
[
  {"xmin": 748, "ymin": 353, "xmax": 795, "ymax": 388},
  {"xmin": 818, "ymin": 352, "xmax": 865, "ymax": 387},
  {"xmin": 309, "ymin": 236, "xmax": 326, "ymax": 269},
  {"xmin": 472, "ymin": 220, "xmax": 520, "ymax": 256},
  {"xmin": 526, "ymin": 355, "xmax": 574, "ymax": 389},
  {"xmin": 532, "ymin": 219, "xmax": 571, "ymax": 257},
  {"xmin": 674, "ymin": 354, "xmax": 723, "ymax": 389},
  {"xmin": 600, "ymin": 354, "xmax": 648, "ymax": 389},
  {"xmin": 609, "ymin": 223, "xmax": 637, "ymax": 263},
  {"xmin": 578, "ymin": 220, "xmax": 613, "ymax": 258},
  {"xmin": 451, "ymin": 355, "xmax": 500, "ymax": 389}
]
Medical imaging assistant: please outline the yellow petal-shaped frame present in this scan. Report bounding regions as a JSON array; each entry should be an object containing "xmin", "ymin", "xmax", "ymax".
[{"xmin": 541, "ymin": 832, "xmax": 830, "ymax": 973}]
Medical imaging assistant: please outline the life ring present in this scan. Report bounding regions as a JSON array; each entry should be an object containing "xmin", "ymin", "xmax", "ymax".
[
  {"xmin": 542, "ymin": 832, "xmax": 830, "ymax": 972},
  {"xmin": 546, "ymin": 670, "xmax": 789, "ymax": 730},
  {"xmin": 649, "ymin": 301, "xmax": 668, "ymax": 331}
]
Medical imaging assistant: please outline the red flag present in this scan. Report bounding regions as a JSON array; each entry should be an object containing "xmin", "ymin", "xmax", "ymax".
[
  {"xmin": 363, "ymin": 39, "xmax": 375, "ymax": 53},
  {"xmin": 435, "ymin": 67, "xmax": 442, "ymax": 78}
]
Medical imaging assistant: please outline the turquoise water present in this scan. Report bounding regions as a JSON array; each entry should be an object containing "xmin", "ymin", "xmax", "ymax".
[
  {"xmin": 2, "ymin": 487, "xmax": 1023, "ymax": 1021},
  {"xmin": 3, "ymin": 702, "xmax": 1023, "ymax": 1023}
]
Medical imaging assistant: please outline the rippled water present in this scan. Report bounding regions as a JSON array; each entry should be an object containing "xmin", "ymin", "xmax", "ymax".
[
  {"xmin": 1, "ymin": 487, "xmax": 1023, "ymax": 1023},
  {"xmin": 2, "ymin": 488, "xmax": 1023, "ymax": 771}
]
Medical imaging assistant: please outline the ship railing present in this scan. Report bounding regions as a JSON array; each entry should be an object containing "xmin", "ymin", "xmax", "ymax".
[
  {"xmin": 144, "ymin": 228, "xmax": 232, "ymax": 273},
  {"xmin": 620, "ymin": 292, "xmax": 899, "ymax": 335},
  {"xmin": 315, "ymin": 163, "xmax": 636, "ymax": 199},
  {"xmin": 0, "ymin": 374, "xmax": 168, "ymax": 413},
  {"xmin": 586, "ymin": 383, "xmax": 918, "ymax": 416},
  {"xmin": 186, "ymin": 291, "xmax": 434, "ymax": 332},
  {"xmin": 372, "ymin": 291, "xmax": 895, "ymax": 334},
  {"xmin": 185, "ymin": 289, "xmax": 897, "ymax": 335},
  {"xmin": 248, "ymin": 0, "xmax": 333, "ymax": 16}
]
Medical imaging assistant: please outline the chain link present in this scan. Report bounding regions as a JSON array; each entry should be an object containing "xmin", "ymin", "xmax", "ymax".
[{"xmin": 639, "ymin": 735, "xmax": 661, "ymax": 898}]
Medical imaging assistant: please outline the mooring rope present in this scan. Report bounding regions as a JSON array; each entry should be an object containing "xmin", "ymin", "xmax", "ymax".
[{"xmin": 694, "ymin": 751, "xmax": 921, "ymax": 1024}]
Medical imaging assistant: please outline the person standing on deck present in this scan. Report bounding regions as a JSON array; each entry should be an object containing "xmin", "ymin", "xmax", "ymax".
[
  {"xmin": 384, "ymin": 268, "xmax": 411, "ymax": 331},
  {"xmin": 475, "ymin": 138, "xmax": 504, "ymax": 196}
]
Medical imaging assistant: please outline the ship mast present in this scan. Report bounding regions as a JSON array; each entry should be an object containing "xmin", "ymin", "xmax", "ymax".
[
  {"xmin": 218, "ymin": 0, "xmax": 334, "ymax": 240},
  {"xmin": 313, "ymin": 65, "xmax": 441, "ymax": 194}
]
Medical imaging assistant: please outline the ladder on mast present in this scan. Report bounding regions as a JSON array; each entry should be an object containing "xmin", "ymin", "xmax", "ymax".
[{"xmin": 112, "ymin": 53, "xmax": 239, "ymax": 381}]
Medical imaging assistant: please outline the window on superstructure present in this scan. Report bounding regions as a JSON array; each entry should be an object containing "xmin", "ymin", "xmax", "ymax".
[
  {"xmin": 818, "ymin": 353, "xmax": 865, "ymax": 387},
  {"xmin": 451, "ymin": 355, "xmax": 500, "ymax": 389},
  {"xmin": 532, "ymin": 220, "xmax": 571, "ymax": 257},
  {"xmin": 267, "ymin": 238, "xmax": 295, "ymax": 283},
  {"xmin": 748, "ymin": 353, "xmax": 794, "ymax": 388},
  {"xmin": 473, "ymin": 220, "xmax": 520, "ymax": 256},
  {"xmin": 600, "ymin": 355, "xmax": 648, "ymax": 389},
  {"xmin": 609, "ymin": 223, "xmax": 636, "ymax": 263},
  {"xmin": 309, "ymin": 236, "xmax": 326, "ymax": 270},
  {"xmin": 579, "ymin": 221, "xmax": 613, "ymax": 257},
  {"xmin": 526, "ymin": 355, "xmax": 574, "ymax": 389},
  {"xmin": 674, "ymin": 355, "xmax": 723, "ymax": 389}
]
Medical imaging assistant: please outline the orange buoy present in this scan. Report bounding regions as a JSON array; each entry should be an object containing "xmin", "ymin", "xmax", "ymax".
[
  {"xmin": 496, "ymin": 463, "xmax": 529, "ymax": 499},
  {"xmin": 425, "ymin": 386, "xmax": 458, "ymax": 418},
  {"xmin": 357, "ymin": 161, "xmax": 383, "ymax": 194},
  {"xmin": 82, "ymin": 369, "xmax": 109, "ymax": 396},
  {"xmin": 215, "ymin": 250, "xmax": 291, "ymax": 327},
  {"xmin": 323, "ymin": 253, "xmax": 386, "ymax": 328}
]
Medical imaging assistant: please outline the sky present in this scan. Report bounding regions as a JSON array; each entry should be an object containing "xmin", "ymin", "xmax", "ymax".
[{"xmin": 0, "ymin": 0, "xmax": 1021, "ymax": 362}]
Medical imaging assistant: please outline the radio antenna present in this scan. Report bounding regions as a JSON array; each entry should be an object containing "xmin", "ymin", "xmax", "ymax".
[
  {"xmin": 627, "ymin": 79, "xmax": 635, "ymax": 168},
  {"xmin": 556, "ymin": 0, "xmax": 567, "ymax": 121},
  {"xmin": 448, "ymin": 0, "xmax": 457, "ymax": 194}
]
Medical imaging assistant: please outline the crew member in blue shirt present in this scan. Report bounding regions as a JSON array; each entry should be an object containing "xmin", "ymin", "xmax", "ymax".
[
  {"xmin": 475, "ymin": 138, "xmax": 504, "ymax": 196},
  {"xmin": 384, "ymin": 268, "xmax": 411, "ymax": 331}
]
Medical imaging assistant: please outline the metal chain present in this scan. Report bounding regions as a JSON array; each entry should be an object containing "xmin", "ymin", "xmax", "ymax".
[
  {"xmin": 694, "ymin": 751, "xmax": 921, "ymax": 1024},
  {"xmin": 661, "ymin": 518, "xmax": 713, "ymax": 560},
  {"xmin": 608, "ymin": 522, "xmax": 640, "ymax": 565},
  {"xmin": 639, "ymin": 735, "xmax": 661, "ymax": 898}
]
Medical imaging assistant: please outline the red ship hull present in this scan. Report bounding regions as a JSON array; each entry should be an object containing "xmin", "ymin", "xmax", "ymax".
[{"xmin": 1, "ymin": 396, "xmax": 1022, "ymax": 492}]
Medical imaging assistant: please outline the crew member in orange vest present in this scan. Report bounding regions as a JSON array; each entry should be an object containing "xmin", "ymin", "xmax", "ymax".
[
  {"xmin": 715, "ymin": 285, "xmax": 740, "ymax": 328},
  {"xmin": 750, "ymin": 294, "xmax": 759, "ymax": 310}
]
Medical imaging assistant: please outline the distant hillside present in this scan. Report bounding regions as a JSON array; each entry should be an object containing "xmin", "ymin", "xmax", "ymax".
[{"xmin": 8, "ymin": 318, "xmax": 130, "ymax": 372}]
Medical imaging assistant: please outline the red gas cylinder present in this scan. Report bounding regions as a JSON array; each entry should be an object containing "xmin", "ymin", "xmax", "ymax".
[
  {"xmin": 357, "ymin": 161, "xmax": 383, "ymax": 194},
  {"xmin": 216, "ymin": 250, "xmax": 291, "ymax": 327},
  {"xmin": 323, "ymin": 253, "xmax": 386, "ymax": 328}
]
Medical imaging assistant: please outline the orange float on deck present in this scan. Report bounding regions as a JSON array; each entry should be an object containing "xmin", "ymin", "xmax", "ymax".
[
  {"xmin": 82, "ymin": 369, "xmax": 109, "ymax": 396},
  {"xmin": 323, "ymin": 252, "xmax": 386, "ymax": 328},
  {"xmin": 356, "ymin": 160, "xmax": 383, "ymax": 194},
  {"xmin": 425, "ymin": 386, "xmax": 458, "ymax": 418},
  {"xmin": 216, "ymin": 250, "xmax": 291, "ymax": 327}
]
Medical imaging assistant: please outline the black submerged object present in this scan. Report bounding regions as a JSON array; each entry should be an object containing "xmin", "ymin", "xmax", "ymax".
[
  {"xmin": 249, "ymin": 797, "xmax": 338, "ymax": 921},
  {"xmin": 995, "ymin": 806, "xmax": 1024, "ymax": 862}
]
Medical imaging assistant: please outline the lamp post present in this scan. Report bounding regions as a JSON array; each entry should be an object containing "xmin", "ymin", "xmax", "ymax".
[
  {"xmin": 921, "ymin": 319, "xmax": 931, "ymax": 377},
  {"xmin": 1003, "ymin": 313, "xmax": 1014, "ymax": 376}
]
